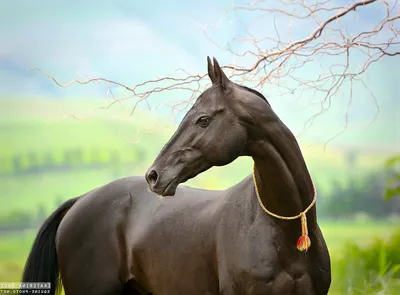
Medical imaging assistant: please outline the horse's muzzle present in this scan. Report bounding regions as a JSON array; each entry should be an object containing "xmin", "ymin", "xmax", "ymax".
[{"xmin": 145, "ymin": 168, "xmax": 178, "ymax": 197}]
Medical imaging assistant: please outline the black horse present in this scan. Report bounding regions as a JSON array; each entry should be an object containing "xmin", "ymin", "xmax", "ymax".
[{"xmin": 22, "ymin": 57, "xmax": 331, "ymax": 295}]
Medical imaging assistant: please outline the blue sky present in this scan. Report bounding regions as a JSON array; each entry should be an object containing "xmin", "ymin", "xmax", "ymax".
[
  {"xmin": 0, "ymin": 0, "xmax": 231, "ymax": 88},
  {"xmin": 0, "ymin": 0, "xmax": 399, "ymax": 149}
]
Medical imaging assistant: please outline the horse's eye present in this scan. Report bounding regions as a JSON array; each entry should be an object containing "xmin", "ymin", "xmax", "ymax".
[{"xmin": 196, "ymin": 116, "xmax": 211, "ymax": 127}]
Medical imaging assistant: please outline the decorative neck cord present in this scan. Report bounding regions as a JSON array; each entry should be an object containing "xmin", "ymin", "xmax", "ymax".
[{"xmin": 252, "ymin": 163, "xmax": 317, "ymax": 252}]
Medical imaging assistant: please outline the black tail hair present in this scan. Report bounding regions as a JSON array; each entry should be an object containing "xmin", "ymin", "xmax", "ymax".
[{"xmin": 22, "ymin": 197, "xmax": 79, "ymax": 295}]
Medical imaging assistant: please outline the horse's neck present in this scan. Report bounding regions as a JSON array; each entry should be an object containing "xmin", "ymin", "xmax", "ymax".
[{"xmin": 247, "ymin": 123, "xmax": 316, "ymax": 223}]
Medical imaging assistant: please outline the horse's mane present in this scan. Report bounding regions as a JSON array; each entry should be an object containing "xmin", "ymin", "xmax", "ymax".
[{"xmin": 236, "ymin": 84, "xmax": 271, "ymax": 107}]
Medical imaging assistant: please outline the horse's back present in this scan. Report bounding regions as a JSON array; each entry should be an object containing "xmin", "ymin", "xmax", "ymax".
[{"xmin": 56, "ymin": 176, "xmax": 224, "ymax": 294}]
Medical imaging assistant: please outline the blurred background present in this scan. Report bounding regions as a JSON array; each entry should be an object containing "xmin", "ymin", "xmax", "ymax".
[{"xmin": 0, "ymin": 1, "xmax": 399, "ymax": 294}]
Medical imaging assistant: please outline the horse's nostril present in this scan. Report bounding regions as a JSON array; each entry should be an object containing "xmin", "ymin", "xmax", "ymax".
[{"xmin": 146, "ymin": 170, "xmax": 159, "ymax": 186}]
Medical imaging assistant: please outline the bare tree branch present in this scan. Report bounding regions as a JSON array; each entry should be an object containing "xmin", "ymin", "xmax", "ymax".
[{"xmin": 32, "ymin": 0, "xmax": 399, "ymax": 144}]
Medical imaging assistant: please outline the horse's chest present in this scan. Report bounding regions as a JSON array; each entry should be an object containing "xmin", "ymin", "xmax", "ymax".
[
  {"xmin": 229, "ymin": 253, "xmax": 315, "ymax": 295},
  {"xmin": 219, "ymin": 236, "xmax": 317, "ymax": 295},
  {"xmin": 237, "ymin": 268, "xmax": 315, "ymax": 295}
]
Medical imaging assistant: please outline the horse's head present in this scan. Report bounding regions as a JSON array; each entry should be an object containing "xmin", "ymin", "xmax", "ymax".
[{"xmin": 145, "ymin": 57, "xmax": 273, "ymax": 196}]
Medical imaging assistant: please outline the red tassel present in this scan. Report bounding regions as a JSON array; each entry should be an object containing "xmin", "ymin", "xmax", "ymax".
[
  {"xmin": 297, "ymin": 235, "xmax": 311, "ymax": 251},
  {"xmin": 297, "ymin": 213, "xmax": 311, "ymax": 252}
]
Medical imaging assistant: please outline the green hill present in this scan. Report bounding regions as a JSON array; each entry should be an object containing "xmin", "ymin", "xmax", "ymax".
[{"xmin": 0, "ymin": 98, "xmax": 393, "ymax": 216}]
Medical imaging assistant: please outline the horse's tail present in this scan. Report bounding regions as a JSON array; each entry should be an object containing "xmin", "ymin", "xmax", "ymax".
[{"xmin": 22, "ymin": 197, "xmax": 79, "ymax": 295}]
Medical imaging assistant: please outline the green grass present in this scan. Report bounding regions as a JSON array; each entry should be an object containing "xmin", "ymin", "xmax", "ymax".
[
  {"xmin": 0, "ymin": 168, "xmax": 135, "ymax": 215},
  {"xmin": 0, "ymin": 231, "xmax": 35, "ymax": 281},
  {"xmin": 0, "ymin": 97, "xmax": 398, "ymax": 294},
  {"xmin": 331, "ymin": 227, "xmax": 400, "ymax": 295},
  {"xmin": 321, "ymin": 220, "xmax": 400, "ymax": 254}
]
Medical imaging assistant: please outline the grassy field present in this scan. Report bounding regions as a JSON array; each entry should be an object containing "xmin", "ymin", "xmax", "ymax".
[
  {"xmin": 0, "ymin": 155, "xmax": 388, "ymax": 216},
  {"xmin": 1, "ymin": 98, "xmax": 398, "ymax": 294},
  {"xmin": 0, "ymin": 98, "xmax": 392, "ymax": 215}
]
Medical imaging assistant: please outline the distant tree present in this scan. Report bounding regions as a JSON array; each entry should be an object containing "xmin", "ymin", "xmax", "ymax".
[
  {"xmin": 64, "ymin": 149, "xmax": 83, "ymax": 166},
  {"xmin": 345, "ymin": 150, "xmax": 358, "ymax": 170},
  {"xmin": 75, "ymin": 149, "xmax": 83, "ymax": 165},
  {"xmin": 344, "ymin": 150, "xmax": 359, "ymax": 185},
  {"xmin": 385, "ymin": 155, "xmax": 400, "ymax": 200},
  {"xmin": 110, "ymin": 150, "xmax": 121, "ymax": 165},
  {"xmin": 0, "ymin": 157, "xmax": 12, "ymax": 174},
  {"xmin": 36, "ymin": 204, "xmax": 47, "ymax": 224},
  {"xmin": 322, "ymin": 171, "xmax": 399, "ymax": 219},
  {"xmin": 42, "ymin": 151, "xmax": 56, "ymax": 169},
  {"xmin": 27, "ymin": 152, "xmax": 39, "ymax": 171},
  {"xmin": 0, "ymin": 210, "xmax": 35, "ymax": 231},
  {"xmin": 12, "ymin": 155, "xmax": 22, "ymax": 172},
  {"xmin": 54, "ymin": 195, "xmax": 65, "ymax": 208},
  {"xmin": 90, "ymin": 148, "xmax": 101, "ymax": 165}
]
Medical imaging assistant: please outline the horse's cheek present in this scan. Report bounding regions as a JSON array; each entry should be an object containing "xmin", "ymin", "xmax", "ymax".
[
  {"xmin": 213, "ymin": 133, "xmax": 246, "ymax": 165},
  {"xmin": 227, "ymin": 132, "xmax": 247, "ymax": 158}
]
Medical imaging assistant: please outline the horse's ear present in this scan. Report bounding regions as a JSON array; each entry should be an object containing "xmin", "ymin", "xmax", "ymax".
[
  {"xmin": 212, "ymin": 57, "xmax": 232, "ymax": 90},
  {"xmin": 207, "ymin": 56, "xmax": 217, "ymax": 84}
]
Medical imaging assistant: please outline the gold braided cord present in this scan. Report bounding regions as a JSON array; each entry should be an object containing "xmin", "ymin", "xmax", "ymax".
[{"xmin": 252, "ymin": 163, "xmax": 317, "ymax": 220}]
